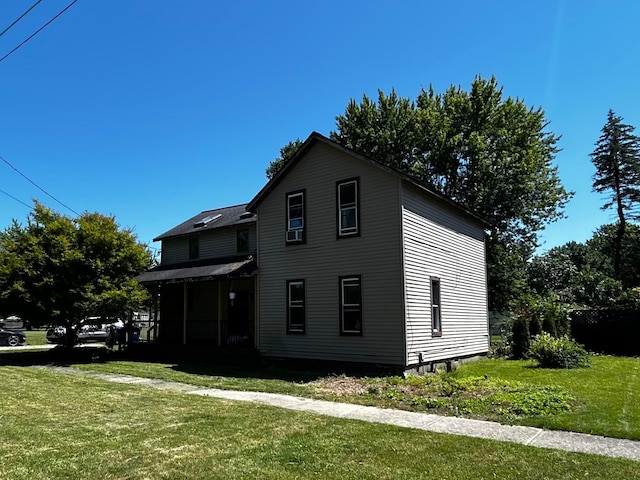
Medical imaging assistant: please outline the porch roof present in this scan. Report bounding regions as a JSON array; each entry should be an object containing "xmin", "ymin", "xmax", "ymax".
[{"xmin": 136, "ymin": 255, "xmax": 256, "ymax": 284}]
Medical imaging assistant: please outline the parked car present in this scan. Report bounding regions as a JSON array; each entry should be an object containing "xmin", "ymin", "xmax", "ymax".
[
  {"xmin": 46, "ymin": 319, "xmax": 124, "ymax": 344},
  {"xmin": 0, "ymin": 327, "xmax": 26, "ymax": 346}
]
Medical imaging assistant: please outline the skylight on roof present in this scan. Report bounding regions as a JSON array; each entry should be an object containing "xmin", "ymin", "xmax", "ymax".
[{"xmin": 194, "ymin": 213, "xmax": 222, "ymax": 228}]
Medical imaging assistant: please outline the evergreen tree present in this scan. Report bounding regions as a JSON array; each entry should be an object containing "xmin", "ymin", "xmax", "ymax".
[{"xmin": 591, "ymin": 110, "xmax": 640, "ymax": 277}]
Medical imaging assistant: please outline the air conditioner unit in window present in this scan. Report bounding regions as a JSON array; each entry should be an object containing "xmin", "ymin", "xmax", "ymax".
[{"xmin": 286, "ymin": 229, "xmax": 303, "ymax": 242}]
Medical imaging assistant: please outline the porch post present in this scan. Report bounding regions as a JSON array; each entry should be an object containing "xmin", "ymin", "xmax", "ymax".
[
  {"xmin": 217, "ymin": 281, "xmax": 222, "ymax": 347},
  {"xmin": 183, "ymin": 281, "xmax": 188, "ymax": 345},
  {"xmin": 152, "ymin": 284, "xmax": 159, "ymax": 342}
]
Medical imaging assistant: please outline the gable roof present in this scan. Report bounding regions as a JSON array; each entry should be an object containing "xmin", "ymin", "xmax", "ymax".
[
  {"xmin": 247, "ymin": 132, "xmax": 489, "ymax": 227},
  {"xmin": 153, "ymin": 203, "xmax": 255, "ymax": 242}
]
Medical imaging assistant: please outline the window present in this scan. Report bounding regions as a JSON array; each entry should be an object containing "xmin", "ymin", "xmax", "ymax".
[
  {"xmin": 431, "ymin": 277, "xmax": 442, "ymax": 336},
  {"xmin": 286, "ymin": 190, "xmax": 305, "ymax": 243},
  {"xmin": 340, "ymin": 276, "xmax": 362, "ymax": 335},
  {"xmin": 337, "ymin": 178, "xmax": 359, "ymax": 237},
  {"xmin": 194, "ymin": 213, "xmax": 221, "ymax": 228},
  {"xmin": 237, "ymin": 229, "xmax": 249, "ymax": 254},
  {"xmin": 188, "ymin": 237, "xmax": 199, "ymax": 260},
  {"xmin": 287, "ymin": 280, "xmax": 305, "ymax": 333}
]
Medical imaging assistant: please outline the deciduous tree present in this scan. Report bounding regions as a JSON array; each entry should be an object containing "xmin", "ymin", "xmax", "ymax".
[
  {"xmin": 268, "ymin": 76, "xmax": 572, "ymax": 310},
  {"xmin": 0, "ymin": 202, "xmax": 153, "ymax": 347}
]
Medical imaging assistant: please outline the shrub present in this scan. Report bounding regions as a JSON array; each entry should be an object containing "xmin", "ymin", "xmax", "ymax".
[
  {"xmin": 511, "ymin": 316, "xmax": 530, "ymax": 359},
  {"xmin": 529, "ymin": 332, "xmax": 590, "ymax": 369},
  {"xmin": 541, "ymin": 298, "xmax": 571, "ymax": 336},
  {"xmin": 529, "ymin": 314, "xmax": 542, "ymax": 337}
]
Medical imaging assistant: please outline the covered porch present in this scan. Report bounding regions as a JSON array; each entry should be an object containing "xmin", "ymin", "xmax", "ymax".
[{"xmin": 137, "ymin": 256, "xmax": 256, "ymax": 348}]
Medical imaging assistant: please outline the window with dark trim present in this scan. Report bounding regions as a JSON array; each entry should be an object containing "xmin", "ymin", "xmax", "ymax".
[
  {"xmin": 237, "ymin": 229, "xmax": 250, "ymax": 254},
  {"xmin": 431, "ymin": 277, "xmax": 442, "ymax": 336},
  {"xmin": 337, "ymin": 178, "xmax": 359, "ymax": 237},
  {"xmin": 188, "ymin": 237, "xmax": 199, "ymax": 260},
  {"xmin": 287, "ymin": 280, "xmax": 305, "ymax": 333},
  {"xmin": 340, "ymin": 276, "xmax": 362, "ymax": 335},
  {"xmin": 286, "ymin": 190, "xmax": 305, "ymax": 243}
]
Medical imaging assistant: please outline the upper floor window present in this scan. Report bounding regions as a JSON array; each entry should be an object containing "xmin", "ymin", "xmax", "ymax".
[
  {"xmin": 188, "ymin": 237, "xmax": 199, "ymax": 260},
  {"xmin": 237, "ymin": 229, "xmax": 250, "ymax": 254},
  {"xmin": 286, "ymin": 190, "xmax": 305, "ymax": 243},
  {"xmin": 287, "ymin": 280, "xmax": 305, "ymax": 333},
  {"xmin": 337, "ymin": 178, "xmax": 359, "ymax": 237},
  {"xmin": 340, "ymin": 275, "xmax": 362, "ymax": 335},
  {"xmin": 431, "ymin": 277, "xmax": 442, "ymax": 336}
]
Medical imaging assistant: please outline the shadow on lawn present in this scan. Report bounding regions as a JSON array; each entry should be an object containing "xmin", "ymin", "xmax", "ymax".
[
  {"xmin": 0, "ymin": 342, "xmax": 394, "ymax": 383},
  {"xmin": 0, "ymin": 345, "xmax": 114, "ymax": 367}
]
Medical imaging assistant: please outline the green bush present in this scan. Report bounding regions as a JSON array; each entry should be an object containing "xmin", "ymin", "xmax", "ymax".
[{"xmin": 529, "ymin": 333, "xmax": 590, "ymax": 369}]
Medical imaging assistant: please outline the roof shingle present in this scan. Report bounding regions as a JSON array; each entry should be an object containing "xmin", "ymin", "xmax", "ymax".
[{"xmin": 153, "ymin": 204, "xmax": 255, "ymax": 242}]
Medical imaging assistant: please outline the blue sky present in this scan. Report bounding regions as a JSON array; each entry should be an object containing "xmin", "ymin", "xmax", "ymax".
[{"xmin": 1, "ymin": 1, "xmax": 638, "ymax": 256}]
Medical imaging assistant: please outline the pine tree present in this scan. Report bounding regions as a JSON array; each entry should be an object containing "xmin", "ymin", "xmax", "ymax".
[{"xmin": 591, "ymin": 110, "xmax": 640, "ymax": 277}]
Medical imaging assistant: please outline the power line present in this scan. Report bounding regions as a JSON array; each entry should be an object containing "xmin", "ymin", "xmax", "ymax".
[
  {"xmin": 0, "ymin": 154, "xmax": 80, "ymax": 216},
  {"xmin": 0, "ymin": 0, "xmax": 43, "ymax": 38},
  {"xmin": 0, "ymin": 187, "xmax": 31, "ymax": 209},
  {"xmin": 0, "ymin": 0, "xmax": 78, "ymax": 65}
]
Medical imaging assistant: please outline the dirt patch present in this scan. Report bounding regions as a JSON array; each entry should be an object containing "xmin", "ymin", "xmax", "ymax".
[{"xmin": 310, "ymin": 376, "xmax": 370, "ymax": 396}]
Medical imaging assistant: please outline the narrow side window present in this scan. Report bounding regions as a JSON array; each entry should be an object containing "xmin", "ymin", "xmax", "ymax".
[
  {"xmin": 189, "ymin": 237, "xmax": 199, "ymax": 260},
  {"xmin": 340, "ymin": 276, "xmax": 362, "ymax": 335},
  {"xmin": 237, "ymin": 229, "xmax": 250, "ymax": 254},
  {"xmin": 287, "ymin": 280, "xmax": 305, "ymax": 333},
  {"xmin": 431, "ymin": 277, "xmax": 442, "ymax": 336}
]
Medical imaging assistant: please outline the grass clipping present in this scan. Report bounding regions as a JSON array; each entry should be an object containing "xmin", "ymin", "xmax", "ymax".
[{"xmin": 312, "ymin": 374, "xmax": 575, "ymax": 420}]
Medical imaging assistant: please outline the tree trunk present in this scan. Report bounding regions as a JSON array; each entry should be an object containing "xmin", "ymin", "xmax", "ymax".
[
  {"xmin": 614, "ymin": 218, "xmax": 625, "ymax": 279},
  {"xmin": 614, "ymin": 163, "xmax": 626, "ymax": 279}
]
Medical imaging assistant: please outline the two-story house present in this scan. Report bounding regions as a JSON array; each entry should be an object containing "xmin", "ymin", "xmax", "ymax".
[{"xmin": 138, "ymin": 132, "xmax": 490, "ymax": 371}]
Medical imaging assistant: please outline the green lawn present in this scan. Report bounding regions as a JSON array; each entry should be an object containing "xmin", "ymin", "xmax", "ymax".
[
  {"xmin": 4, "ymin": 348, "xmax": 640, "ymax": 441},
  {"xmin": 1, "ymin": 366, "xmax": 638, "ymax": 480},
  {"xmin": 24, "ymin": 329, "xmax": 48, "ymax": 345},
  {"xmin": 66, "ymin": 354, "xmax": 640, "ymax": 441},
  {"xmin": 453, "ymin": 356, "xmax": 640, "ymax": 440}
]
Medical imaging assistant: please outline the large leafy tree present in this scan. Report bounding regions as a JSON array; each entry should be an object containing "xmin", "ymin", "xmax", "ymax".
[
  {"xmin": 268, "ymin": 76, "xmax": 571, "ymax": 310},
  {"xmin": 590, "ymin": 110, "xmax": 640, "ymax": 277},
  {"xmin": 0, "ymin": 202, "xmax": 153, "ymax": 346}
]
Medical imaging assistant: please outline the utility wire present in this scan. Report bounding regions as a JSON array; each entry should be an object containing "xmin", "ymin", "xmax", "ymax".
[
  {"xmin": 0, "ymin": 0, "xmax": 78, "ymax": 65},
  {"xmin": 0, "ymin": 0, "xmax": 43, "ymax": 38},
  {"xmin": 0, "ymin": 187, "xmax": 31, "ymax": 209},
  {"xmin": 0, "ymin": 154, "xmax": 80, "ymax": 216}
]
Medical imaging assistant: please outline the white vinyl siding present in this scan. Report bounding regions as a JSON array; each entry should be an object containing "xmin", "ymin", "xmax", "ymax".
[
  {"xmin": 402, "ymin": 183, "xmax": 489, "ymax": 366},
  {"xmin": 161, "ymin": 225, "xmax": 257, "ymax": 265}
]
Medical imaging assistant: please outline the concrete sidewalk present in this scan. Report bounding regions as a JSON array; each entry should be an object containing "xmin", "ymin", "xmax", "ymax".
[
  {"xmin": 0, "ymin": 344, "xmax": 56, "ymax": 351},
  {"xmin": 40, "ymin": 365, "xmax": 640, "ymax": 462}
]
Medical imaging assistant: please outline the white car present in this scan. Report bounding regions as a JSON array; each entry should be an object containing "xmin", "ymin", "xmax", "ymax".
[{"xmin": 46, "ymin": 319, "xmax": 124, "ymax": 344}]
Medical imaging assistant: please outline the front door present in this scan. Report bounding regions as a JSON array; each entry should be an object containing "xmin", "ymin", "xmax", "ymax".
[{"xmin": 224, "ymin": 291, "xmax": 254, "ymax": 346}]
